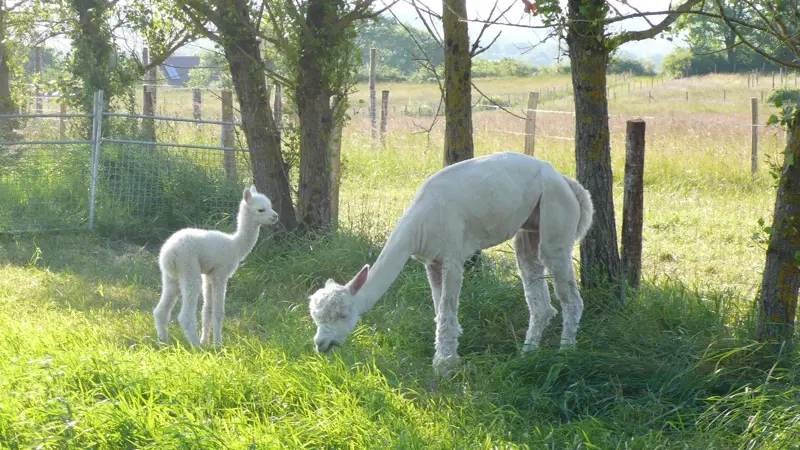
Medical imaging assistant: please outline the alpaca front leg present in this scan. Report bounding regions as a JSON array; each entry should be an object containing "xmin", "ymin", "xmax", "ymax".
[
  {"xmin": 200, "ymin": 275, "xmax": 212, "ymax": 345},
  {"xmin": 433, "ymin": 260, "xmax": 464, "ymax": 377},
  {"xmin": 211, "ymin": 276, "xmax": 228, "ymax": 346}
]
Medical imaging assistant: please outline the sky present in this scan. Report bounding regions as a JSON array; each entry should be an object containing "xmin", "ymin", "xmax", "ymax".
[
  {"xmin": 171, "ymin": 1, "xmax": 685, "ymax": 63},
  {"xmin": 378, "ymin": 0, "xmax": 683, "ymax": 62}
]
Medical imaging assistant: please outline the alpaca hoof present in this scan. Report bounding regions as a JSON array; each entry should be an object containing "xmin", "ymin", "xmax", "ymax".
[
  {"xmin": 559, "ymin": 340, "xmax": 577, "ymax": 351},
  {"xmin": 522, "ymin": 342, "xmax": 540, "ymax": 353},
  {"xmin": 156, "ymin": 330, "xmax": 169, "ymax": 343},
  {"xmin": 433, "ymin": 354, "xmax": 462, "ymax": 377}
]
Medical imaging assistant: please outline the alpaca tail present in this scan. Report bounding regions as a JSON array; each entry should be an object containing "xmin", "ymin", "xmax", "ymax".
[{"xmin": 562, "ymin": 175, "xmax": 594, "ymax": 242}]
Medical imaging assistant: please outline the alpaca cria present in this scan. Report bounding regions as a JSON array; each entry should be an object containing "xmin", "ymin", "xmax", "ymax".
[
  {"xmin": 309, "ymin": 152, "xmax": 593, "ymax": 376},
  {"xmin": 154, "ymin": 186, "xmax": 279, "ymax": 347}
]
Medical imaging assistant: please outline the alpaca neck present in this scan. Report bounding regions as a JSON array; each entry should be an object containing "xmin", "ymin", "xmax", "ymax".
[
  {"xmin": 354, "ymin": 225, "xmax": 414, "ymax": 315},
  {"xmin": 232, "ymin": 203, "xmax": 261, "ymax": 258}
]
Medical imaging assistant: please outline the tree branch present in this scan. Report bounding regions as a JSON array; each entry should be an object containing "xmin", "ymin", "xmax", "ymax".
[
  {"xmin": 613, "ymin": 0, "xmax": 704, "ymax": 46},
  {"xmin": 712, "ymin": 0, "xmax": 800, "ymax": 70}
]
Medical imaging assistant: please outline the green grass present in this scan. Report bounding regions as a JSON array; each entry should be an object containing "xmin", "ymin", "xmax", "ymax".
[{"xmin": 2, "ymin": 73, "xmax": 799, "ymax": 448}]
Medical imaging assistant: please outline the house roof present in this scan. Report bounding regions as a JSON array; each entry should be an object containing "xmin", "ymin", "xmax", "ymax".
[{"xmin": 159, "ymin": 55, "xmax": 201, "ymax": 86}]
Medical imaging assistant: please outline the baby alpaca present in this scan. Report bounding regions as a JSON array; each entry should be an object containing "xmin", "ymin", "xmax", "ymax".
[
  {"xmin": 308, "ymin": 152, "xmax": 593, "ymax": 377},
  {"xmin": 153, "ymin": 186, "xmax": 278, "ymax": 346}
]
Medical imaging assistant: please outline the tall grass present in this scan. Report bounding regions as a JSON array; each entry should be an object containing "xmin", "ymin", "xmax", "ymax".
[{"xmin": 0, "ymin": 74, "xmax": 797, "ymax": 448}]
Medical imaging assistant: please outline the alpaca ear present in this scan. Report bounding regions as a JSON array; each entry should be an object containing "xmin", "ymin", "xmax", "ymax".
[
  {"xmin": 249, "ymin": 185, "xmax": 257, "ymax": 194},
  {"xmin": 243, "ymin": 188, "xmax": 252, "ymax": 203},
  {"xmin": 325, "ymin": 278, "xmax": 336, "ymax": 287},
  {"xmin": 347, "ymin": 264, "xmax": 369, "ymax": 295}
]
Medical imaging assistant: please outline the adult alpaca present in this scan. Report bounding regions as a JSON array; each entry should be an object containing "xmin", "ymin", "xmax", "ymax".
[
  {"xmin": 154, "ymin": 186, "xmax": 279, "ymax": 347},
  {"xmin": 308, "ymin": 152, "xmax": 593, "ymax": 376}
]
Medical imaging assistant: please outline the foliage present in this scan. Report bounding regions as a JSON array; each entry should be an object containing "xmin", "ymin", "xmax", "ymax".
[
  {"xmin": 670, "ymin": 0, "xmax": 786, "ymax": 74},
  {"xmin": 185, "ymin": 48, "xmax": 232, "ymax": 89},
  {"xmin": 661, "ymin": 47, "xmax": 726, "ymax": 78},
  {"xmin": 538, "ymin": 63, "xmax": 571, "ymax": 75},
  {"xmin": 354, "ymin": 15, "xmax": 442, "ymax": 81},
  {"xmin": 472, "ymin": 57, "xmax": 538, "ymax": 78},
  {"xmin": 608, "ymin": 56, "xmax": 655, "ymax": 76}
]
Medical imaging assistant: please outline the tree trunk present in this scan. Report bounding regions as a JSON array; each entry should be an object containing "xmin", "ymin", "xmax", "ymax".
[
  {"xmin": 0, "ymin": 0, "xmax": 18, "ymax": 139},
  {"xmin": 725, "ymin": 33, "xmax": 737, "ymax": 72},
  {"xmin": 567, "ymin": 0, "xmax": 622, "ymax": 290},
  {"xmin": 442, "ymin": 0, "xmax": 479, "ymax": 267},
  {"xmin": 442, "ymin": 0, "xmax": 473, "ymax": 166},
  {"xmin": 295, "ymin": 0, "xmax": 336, "ymax": 234},
  {"xmin": 219, "ymin": 0, "xmax": 297, "ymax": 231},
  {"xmin": 756, "ymin": 109, "xmax": 800, "ymax": 342}
]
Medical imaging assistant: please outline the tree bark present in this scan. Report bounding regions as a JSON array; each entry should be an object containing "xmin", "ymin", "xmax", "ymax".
[
  {"xmin": 218, "ymin": 0, "xmax": 297, "ymax": 231},
  {"xmin": 442, "ymin": 0, "xmax": 473, "ymax": 166},
  {"xmin": 725, "ymin": 33, "xmax": 737, "ymax": 72},
  {"xmin": 442, "ymin": 0, "xmax": 479, "ymax": 267},
  {"xmin": 567, "ymin": 0, "xmax": 622, "ymax": 290},
  {"xmin": 0, "ymin": 0, "xmax": 18, "ymax": 139},
  {"xmin": 756, "ymin": 109, "xmax": 800, "ymax": 342},
  {"xmin": 295, "ymin": 0, "xmax": 338, "ymax": 234}
]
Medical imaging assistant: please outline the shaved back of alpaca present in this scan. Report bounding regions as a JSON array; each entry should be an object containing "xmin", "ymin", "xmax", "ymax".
[{"xmin": 309, "ymin": 152, "xmax": 594, "ymax": 376}]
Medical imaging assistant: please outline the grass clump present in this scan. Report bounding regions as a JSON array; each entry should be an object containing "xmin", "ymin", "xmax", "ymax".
[{"xmin": 1, "ymin": 232, "xmax": 798, "ymax": 449}]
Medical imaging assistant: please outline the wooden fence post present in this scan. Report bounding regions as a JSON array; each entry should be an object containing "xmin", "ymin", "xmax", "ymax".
[
  {"xmin": 59, "ymin": 103, "xmax": 67, "ymax": 139},
  {"xmin": 369, "ymin": 47, "xmax": 377, "ymax": 141},
  {"xmin": 34, "ymin": 46, "xmax": 42, "ymax": 114},
  {"xmin": 524, "ymin": 91, "xmax": 539, "ymax": 156},
  {"xmin": 142, "ymin": 47, "xmax": 156, "ymax": 146},
  {"xmin": 723, "ymin": 89, "xmax": 726, "ymax": 102},
  {"xmin": 221, "ymin": 90, "xmax": 237, "ymax": 182},
  {"xmin": 379, "ymin": 90, "xmax": 389, "ymax": 147},
  {"xmin": 685, "ymin": 91, "xmax": 689, "ymax": 102},
  {"xmin": 751, "ymin": 97, "xmax": 759, "ymax": 177},
  {"xmin": 192, "ymin": 88, "xmax": 202, "ymax": 130},
  {"xmin": 622, "ymin": 119, "xmax": 646, "ymax": 290},
  {"xmin": 772, "ymin": 71, "xmax": 776, "ymax": 89}
]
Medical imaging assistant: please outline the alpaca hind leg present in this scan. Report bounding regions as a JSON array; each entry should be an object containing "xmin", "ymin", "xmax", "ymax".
[
  {"xmin": 433, "ymin": 259, "xmax": 464, "ymax": 377},
  {"xmin": 211, "ymin": 275, "xmax": 228, "ymax": 346},
  {"xmin": 153, "ymin": 273, "xmax": 180, "ymax": 342},
  {"xmin": 425, "ymin": 261, "xmax": 443, "ymax": 312},
  {"xmin": 541, "ymin": 249, "xmax": 582, "ymax": 348},
  {"xmin": 177, "ymin": 268, "xmax": 202, "ymax": 346},
  {"xmin": 513, "ymin": 231, "xmax": 557, "ymax": 352},
  {"xmin": 200, "ymin": 275, "xmax": 212, "ymax": 345}
]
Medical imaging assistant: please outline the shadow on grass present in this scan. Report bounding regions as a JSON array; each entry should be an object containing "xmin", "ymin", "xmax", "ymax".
[{"xmin": 2, "ymin": 230, "xmax": 798, "ymax": 448}]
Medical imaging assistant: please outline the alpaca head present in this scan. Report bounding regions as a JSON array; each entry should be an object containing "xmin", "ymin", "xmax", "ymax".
[
  {"xmin": 242, "ymin": 185, "xmax": 279, "ymax": 226},
  {"xmin": 308, "ymin": 265, "xmax": 369, "ymax": 352}
]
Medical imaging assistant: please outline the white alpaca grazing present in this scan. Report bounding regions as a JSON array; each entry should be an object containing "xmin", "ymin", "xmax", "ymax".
[
  {"xmin": 153, "ymin": 186, "xmax": 279, "ymax": 347},
  {"xmin": 308, "ymin": 152, "xmax": 593, "ymax": 376}
]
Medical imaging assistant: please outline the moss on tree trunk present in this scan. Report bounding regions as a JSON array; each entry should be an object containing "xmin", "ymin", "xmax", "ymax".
[
  {"xmin": 219, "ymin": 0, "xmax": 297, "ymax": 231},
  {"xmin": 757, "ymin": 109, "xmax": 800, "ymax": 341},
  {"xmin": 442, "ymin": 0, "xmax": 473, "ymax": 166},
  {"xmin": 567, "ymin": 0, "xmax": 622, "ymax": 290}
]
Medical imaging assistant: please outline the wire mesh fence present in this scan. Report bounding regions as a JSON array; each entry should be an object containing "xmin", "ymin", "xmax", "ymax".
[{"xmin": 0, "ymin": 90, "xmax": 252, "ymax": 235}]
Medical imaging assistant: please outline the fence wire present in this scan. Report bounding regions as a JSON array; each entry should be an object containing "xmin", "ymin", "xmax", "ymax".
[{"xmin": 0, "ymin": 93, "xmax": 253, "ymax": 235}]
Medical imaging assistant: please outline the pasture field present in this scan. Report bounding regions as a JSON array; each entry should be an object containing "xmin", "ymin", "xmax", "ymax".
[{"xmin": 1, "ymin": 74, "xmax": 799, "ymax": 449}]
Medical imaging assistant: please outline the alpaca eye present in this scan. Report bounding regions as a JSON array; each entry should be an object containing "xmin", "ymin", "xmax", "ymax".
[{"xmin": 257, "ymin": 208, "xmax": 266, "ymax": 213}]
